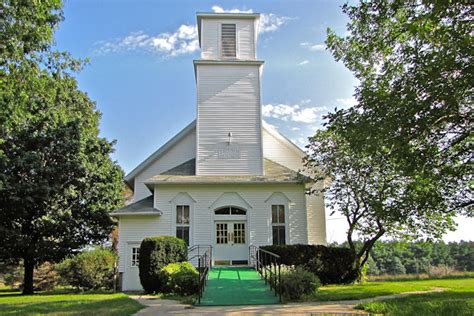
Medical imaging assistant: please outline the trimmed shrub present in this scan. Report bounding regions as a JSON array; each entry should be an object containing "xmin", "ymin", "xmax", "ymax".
[
  {"xmin": 161, "ymin": 262, "xmax": 198, "ymax": 295},
  {"xmin": 139, "ymin": 236, "xmax": 187, "ymax": 293},
  {"xmin": 261, "ymin": 244, "xmax": 358, "ymax": 284},
  {"xmin": 56, "ymin": 247, "xmax": 116, "ymax": 290},
  {"xmin": 279, "ymin": 265, "xmax": 320, "ymax": 300}
]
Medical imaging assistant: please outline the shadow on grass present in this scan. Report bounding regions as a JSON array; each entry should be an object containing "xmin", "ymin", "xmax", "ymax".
[{"xmin": 0, "ymin": 296, "xmax": 144, "ymax": 316}]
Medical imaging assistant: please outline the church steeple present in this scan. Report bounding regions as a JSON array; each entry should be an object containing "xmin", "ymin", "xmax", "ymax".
[
  {"xmin": 194, "ymin": 13, "xmax": 264, "ymax": 176},
  {"xmin": 196, "ymin": 12, "xmax": 260, "ymax": 60}
]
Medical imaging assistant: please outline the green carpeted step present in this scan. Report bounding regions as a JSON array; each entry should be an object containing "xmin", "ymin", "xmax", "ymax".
[{"xmin": 198, "ymin": 266, "xmax": 280, "ymax": 306}]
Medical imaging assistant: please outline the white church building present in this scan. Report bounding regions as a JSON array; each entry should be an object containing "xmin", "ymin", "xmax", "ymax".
[{"xmin": 111, "ymin": 12, "xmax": 327, "ymax": 291}]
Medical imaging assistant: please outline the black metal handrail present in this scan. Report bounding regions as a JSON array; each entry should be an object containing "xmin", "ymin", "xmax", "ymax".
[
  {"xmin": 189, "ymin": 245, "xmax": 212, "ymax": 304},
  {"xmin": 249, "ymin": 244, "xmax": 282, "ymax": 302},
  {"xmin": 188, "ymin": 244, "xmax": 213, "ymax": 268}
]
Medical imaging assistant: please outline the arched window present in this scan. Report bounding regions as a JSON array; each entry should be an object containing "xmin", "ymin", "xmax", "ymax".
[{"xmin": 214, "ymin": 207, "xmax": 246, "ymax": 215}]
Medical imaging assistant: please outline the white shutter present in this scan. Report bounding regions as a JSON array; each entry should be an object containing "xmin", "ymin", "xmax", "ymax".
[{"xmin": 221, "ymin": 24, "xmax": 236, "ymax": 58}]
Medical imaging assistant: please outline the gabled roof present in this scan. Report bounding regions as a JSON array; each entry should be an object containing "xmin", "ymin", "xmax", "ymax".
[
  {"xmin": 124, "ymin": 120, "xmax": 306, "ymax": 189},
  {"xmin": 124, "ymin": 120, "xmax": 196, "ymax": 189},
  {"xmin": 144, "ymin": 159, "xmax": 308, "ymax": 185},
  {"xmin": 110, "ymin": 196, "xmax": 162, "ymax": 217}
]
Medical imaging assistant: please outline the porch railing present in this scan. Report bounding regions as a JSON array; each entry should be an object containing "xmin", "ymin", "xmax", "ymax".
[
  {"xmin": 249, "ymin": 244, "xmax": 282, "ymax": 302},
  {"xmin": 188, "ymin": 245, "xmax": 212, "ymax": 304}
]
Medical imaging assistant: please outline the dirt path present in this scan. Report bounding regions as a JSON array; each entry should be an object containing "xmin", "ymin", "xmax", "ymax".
[{"xmin": 130, "ymin": 288, "xmax": 445, "ymax": 315}]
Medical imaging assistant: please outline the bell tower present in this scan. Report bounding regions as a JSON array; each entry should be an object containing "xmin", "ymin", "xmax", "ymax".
[{"xmin": 194, "ymin": 12, "xmax": 264, "ymax": 176}]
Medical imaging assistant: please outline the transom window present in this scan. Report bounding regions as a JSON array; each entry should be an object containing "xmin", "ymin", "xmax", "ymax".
[
  {"xmin": 176, "ymin": 205, "xmax": 190, "ymax": 245},
  {"xmin": 131, "ymin": 247, "xmax": 140, "ymax": 267},
  {"xmin": 221, "ymin": 24, "xmax": 236, "ymax": 58},
  {"xmin": 215, "ymin": 207, "xmax": 246, "ymax": 215},
  {"xmin": 272, "ymin": 205, "xmax": 286, "ymax": 245}
]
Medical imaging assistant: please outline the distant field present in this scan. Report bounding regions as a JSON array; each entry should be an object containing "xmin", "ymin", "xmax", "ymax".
[{"xmin": 0, "ymin": 289, "xmax": 144, "ymax": 316}]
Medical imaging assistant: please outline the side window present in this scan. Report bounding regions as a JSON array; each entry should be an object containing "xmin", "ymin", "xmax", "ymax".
[
  {"xmin": 221, "ymin": 24, "xmax": 236, "ymax": 58},
  {"xmin": 176, "ymin": 205, "xmax": 190, "ymax": 245},
  {"xmin": 131, "ymin": 247, "xmax": 140, "ymax": 267},
  {"xmin": 271, "ymin": 205, "xmax": 286, "ymax": 245}
]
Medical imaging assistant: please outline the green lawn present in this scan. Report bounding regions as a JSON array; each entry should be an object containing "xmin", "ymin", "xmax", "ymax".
[
  {"xmin": 306, "ymin": 277, "xmax": 474, "ymax": 316},
  {"xmin": 356, "ymin": 278, "xmax": 474, "ymax": 316},
  {"xmin": 310, "ymin": 277, "xmax": 474, "ymax": 302},
  {"xmin": 0, "ymin": 289, "xmax": 144, "ymax": 315}
]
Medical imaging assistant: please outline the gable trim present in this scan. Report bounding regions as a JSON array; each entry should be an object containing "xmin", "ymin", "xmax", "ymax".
[
  {"xmin": 124, "ymin": 120, "xmax": 196, "ymax": 188},
  {"xmin": 209, "ymin": 192, "xmax": 253, "ymax": 210},
  {"xmin": 262, "ymin": 120, "xmax": 306, "ymax": 157}
]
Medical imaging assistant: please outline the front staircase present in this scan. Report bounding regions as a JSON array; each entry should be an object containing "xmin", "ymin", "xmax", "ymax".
[{"xmin": 197, "ymin": 266, "xmax": 280, "ymax": 306}]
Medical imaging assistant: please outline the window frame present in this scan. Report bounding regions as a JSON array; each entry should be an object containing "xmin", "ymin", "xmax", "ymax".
[
  {"xmin": 271, "ymin": 204, "xmax": 286, "ymax": 245},
  {"xmin": 176, "ymin": 205, "xmax": 190, "ymax": 245},
  {"xmin": 220, "ymin": 23, "xmax": 237, "ymax": 59},
  {"xmin": 131, "ymin": 247, "xmax": 140, "ymax": 268}
]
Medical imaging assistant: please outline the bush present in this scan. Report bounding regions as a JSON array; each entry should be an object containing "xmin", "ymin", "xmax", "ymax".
[
  {"xmin": 1, "ymin": 261, "xmax": 58, "ymax": 290},
  {"xmin": 138, "ymin": 236, "xmax": 187, "ymax": 293},
  {"xmin": 261, "ymin": 244, "xmax": 358, "ymax": 284},
  {"xmin": 34, "ymin": 262, "xmax": 58, "ymax": 291},
  {"xmin": 160, "ymin": 262, "xmax": 198, "ymax": 295},
  {"xmin": 279, "ymin": 265, "xmax": 320, "ymax": 300},
  {"xmin": 56, "ymin": 247, "xmax": 116, "ymax": 290}
]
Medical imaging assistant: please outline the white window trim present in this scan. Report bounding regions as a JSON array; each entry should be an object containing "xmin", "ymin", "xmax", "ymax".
[
  {"xmin": 170, "ymin": 193, "xmax": 195, "ymax": 246},
  {"xmin": 130, "ymin": 246, "xmax": 140, "ymax": 268},
  {"xmin": 175, "ymin": 205, "xmax": 191, "ymax": 245},
  {"xmin": 271, "ymin": 204, "xmax": 287, "ymax": 245}
]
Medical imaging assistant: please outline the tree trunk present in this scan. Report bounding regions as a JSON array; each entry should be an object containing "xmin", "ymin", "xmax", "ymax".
[{"xmin": 23, "ymin": 257, "xmax": 35, "ymax": 295}]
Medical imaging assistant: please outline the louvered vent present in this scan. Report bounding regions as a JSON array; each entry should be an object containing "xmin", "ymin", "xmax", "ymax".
[{"xmin": 221, "ymin": 24, "xmax": 236, "ymax": 58}]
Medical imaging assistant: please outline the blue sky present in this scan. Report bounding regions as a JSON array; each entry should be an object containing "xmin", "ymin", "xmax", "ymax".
[{"xmin": 54, "ymin": 0, "xmax": 472, "ymax": 242}]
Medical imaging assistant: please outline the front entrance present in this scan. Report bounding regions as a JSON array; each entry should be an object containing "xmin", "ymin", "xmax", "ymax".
[{"xmin": 214, "ymin": 221, "xmax": 248, "ymax": 265}]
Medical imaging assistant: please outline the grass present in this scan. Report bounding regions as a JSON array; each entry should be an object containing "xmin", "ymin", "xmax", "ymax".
[
  {"xmin": 307, "ymin": 277, "xmax": 474, "ymax": 302},
  {"xmin": 0, "ymin": 288, "xmax": 144, "ymax": 315},
  {"xmin": 356, "ymin": 278, "xmax": 474, "ymax": 316}
]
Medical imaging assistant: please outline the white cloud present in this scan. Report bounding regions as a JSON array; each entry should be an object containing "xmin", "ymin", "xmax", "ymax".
[
  {"xmin": 262, "ymin": 103, "xmax": 327, "ymax": 124},
  {"xmin": 301, "ymin": 98, "xmax": 312, "ymax": 104},
  {"xmin": 94, "ymin": 24, "xmax": 199, "ymax": 57},
  {"xmin": 291, "ymin": 127, "xmax": 300, "ymax": 131},
  {"xmin": 212, "ymin": 5, "xmax": 290, "ymax": 34},
  {"xmin": 211, "ymin": 5, "xmax": 253, "ymax": 14},
  {"xmin": 298, "ymin": 60, "xmax": 309, "ymax": 66},
  {"xmin": 301, "ymin": 42, "xmax": 326, "ymax": 51},
  {"xmin": 95, "ymin": 6, "xmax": 290, "ymax": 57},
  {"xmin": 336, "ymin": 97, "xmax": 357, "ymax": 108}
]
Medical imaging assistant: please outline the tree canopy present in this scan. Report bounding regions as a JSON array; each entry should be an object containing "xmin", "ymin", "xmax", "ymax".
[
  {"xmin": 0, "ymin": 0, "xmax": 124, "ymax": 294},
  {"xmin": 305, "ymin": 0, "xmax": 472, "ymax": 273}
]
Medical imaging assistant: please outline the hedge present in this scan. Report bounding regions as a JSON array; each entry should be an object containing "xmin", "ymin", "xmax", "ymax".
[
  {"xmin": 139, "ymin": 236, "xmax": 187, "ymax": 293},
  {"xmin": 261, "ymin": 244, "xmax": 357, "ymax": 284}
]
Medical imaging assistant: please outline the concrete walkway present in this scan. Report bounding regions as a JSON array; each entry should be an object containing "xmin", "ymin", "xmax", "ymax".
[{"xmin": 130, "ymin": 288, "xmax": 445, "ymax": 315}]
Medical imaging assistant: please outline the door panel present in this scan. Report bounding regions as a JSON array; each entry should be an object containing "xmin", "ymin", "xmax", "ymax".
[{"xmin": 214, "ymin": 221, "xmax": 248, "ymax": 264}]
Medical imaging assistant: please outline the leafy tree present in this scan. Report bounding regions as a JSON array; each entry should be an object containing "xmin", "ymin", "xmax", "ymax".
[
  {"xmin": 325, "ymin": 0, "xmax": 473, "ymax": 215},
  {"xmin": 305, "ymin": 128, "xmax": 453, "ymax": 274},
  {"xmin": 0, "ymin": 0, "xmax": 124, "ymax": 294},
  {"xmin": 306, "ymin": 0, "xmax": 472, "ymax": 277}
]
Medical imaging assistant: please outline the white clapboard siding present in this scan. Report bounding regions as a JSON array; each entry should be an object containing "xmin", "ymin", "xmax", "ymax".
[
  {"xmin": 306, "ymin": 181, "xmax": 327, "ymax": 245},
  {"xmin": 196, "ymin": 64, "xmax": 263, "ymax": 175},
  {"xmin": 133, "ymin": 129, "xmax": 196, "ymax": 200},
  {"xmin": 201, "ymin": 19, "xmax": 256, "ymax": 60},
  {"xmin": 153, "ymin": 184, "xmax": 308, "ymax": 247},
  {"xmin": 262, "ymin": 125, "xmax": 305, "ymax": 172}
]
